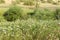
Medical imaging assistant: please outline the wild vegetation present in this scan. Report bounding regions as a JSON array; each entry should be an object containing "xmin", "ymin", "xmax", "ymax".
[
  {"xmin": 3, "ymin": 5, "xmax": 60, "ymax": 21},
  {"xmin": 0, "ymin": 20, "xmax": 59, "ymax": 40},
  {"xmin": 0, "ymin": 0, "xmax": 60, "ymax": 40},
  {"xmin": 0, "ymin": 5, "xmax": 60, "ymax": 40}
]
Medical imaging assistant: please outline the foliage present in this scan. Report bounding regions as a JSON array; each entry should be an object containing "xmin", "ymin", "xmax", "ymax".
[
  {"xmin": 3, "ymin": 5, "xmax": 23, "ymax": 21},
  {"xmin": 28, "ymin": 8, "xmax": 56, "ymax": 20},
  {"xmin": 2, "ymin": 7, "xmax": 60, "ymax": 21},
  {"xmin": 0, "ymin": 20, "xmax": 59, "ymax": 40},
  {"xmin": 0, "ymin": 4, "xmax": 60, "ymax": 40}
]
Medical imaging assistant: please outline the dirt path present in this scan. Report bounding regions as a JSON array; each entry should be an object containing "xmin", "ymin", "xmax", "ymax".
[{"xmin": 0, "ymin": 2, "xmax": 60, "ymax": 9}]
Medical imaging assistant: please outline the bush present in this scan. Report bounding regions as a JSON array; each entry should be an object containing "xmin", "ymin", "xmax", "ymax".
[
  {"xmin": 3, "ymin": 5, "xmax": 23, "ymax": 21},
  {"xmin": 28, "ymin": 8, "xmax": 56, "ymax": 20}
]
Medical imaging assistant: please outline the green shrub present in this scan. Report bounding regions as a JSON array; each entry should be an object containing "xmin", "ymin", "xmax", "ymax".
[
  {"xmin": 28, "ymin": 8, "xmax": 56, "ymax": 20},
  {"xmin": 3, "ymin": 5, "xmax": 23, "ymax": 21}
]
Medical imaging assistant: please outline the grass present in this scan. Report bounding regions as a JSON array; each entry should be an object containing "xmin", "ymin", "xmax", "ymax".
[
  {"xmin": 0, "ymin": 8, "xmax": 9, "ymax": 22},
  {"xmin": 0, "ymin": 7, "xmax": 60, "ymax": 40},
  {"xmin": 0, "ymin": 7, "xmax": 34, "ymax": 22},
  {"xmin": 0, "ymin": 7, "xmax": 33, "ymax": 16},
  {"xmin": 0, "ymin": 8, "xmax": 8, "ymax": 16},
  {"xmin": 0, "ymin": 19, "xmax": 59, "ymax": 40}
]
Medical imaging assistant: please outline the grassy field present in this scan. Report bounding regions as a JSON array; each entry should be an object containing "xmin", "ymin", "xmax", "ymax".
[
  {"xmin": 0, "ymin": 19, "xmax": 59, "ymax": 40},
  {"xmin": 0, "ymin": 6, "xmax": 60, "ymax": 40},
  {"xmin": 0, "ymin": 0, "xmax": 60, "ymax": 40}
]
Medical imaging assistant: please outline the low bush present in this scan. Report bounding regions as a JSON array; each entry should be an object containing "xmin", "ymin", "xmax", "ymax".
[
  {"xmin": 28, "ymin": 8, "xmax": 56, "ymax": 20},
  {"xmin": 3, "ymin": 5, "xmax": 23, "ymax": 21},
  {"xmin": 3, "ymin": 6, "xmax": 60, "ymax": 21}
]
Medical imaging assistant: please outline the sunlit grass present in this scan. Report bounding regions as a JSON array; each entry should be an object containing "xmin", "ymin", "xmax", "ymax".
[
  {"xmin": 0, "ymin": 6, "xmax": 60, "ymax": 40},
  {"xmin": 0, "ymin": 8, "xmax": 8, "ymax": 16},
  {"xmin": 0, "ymin": 19, "xmax": 59, "ymax": 40}
]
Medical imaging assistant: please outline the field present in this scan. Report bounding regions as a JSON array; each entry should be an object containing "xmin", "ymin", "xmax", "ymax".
[
  {"xmin": 0, "ymin": 19, "xmax": 60, "ymax": 40},
  {"xmin": 0, "ymin": 6, "xmax": 60, "ymax": 40},
  {"xmin": 0, "ymin": 0, "xmax": 60, "ymax": 40}
]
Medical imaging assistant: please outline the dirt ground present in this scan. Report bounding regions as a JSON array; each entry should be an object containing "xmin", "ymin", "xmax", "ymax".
[{"xmin": 0, "ymin": 1, "xmax": 60, "ymax": 9}]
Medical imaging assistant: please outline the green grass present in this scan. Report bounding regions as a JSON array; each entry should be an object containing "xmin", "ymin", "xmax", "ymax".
[
  {"xmin": 0, "ymin": 8, "xmax": 9, "ymax": 22},
  {"xmin": 0, "ymin": 7, "xmax": 60, "ymax": 40},
  {"xmin": 0, "ymin": 7, "xmax": 34, "ymax": 22},
  {"xmin": 0, "ymin": 8, "xmax": 8, "ymax": 16},
  {"xmin": 0, "ymin": 19, "xmax": 59, "ymax": 40}
]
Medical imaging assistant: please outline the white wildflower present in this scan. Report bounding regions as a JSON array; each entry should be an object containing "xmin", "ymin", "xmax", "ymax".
[{"xmin": 3, "ymin": 29, "xmax": 7, "ymax": 34}]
